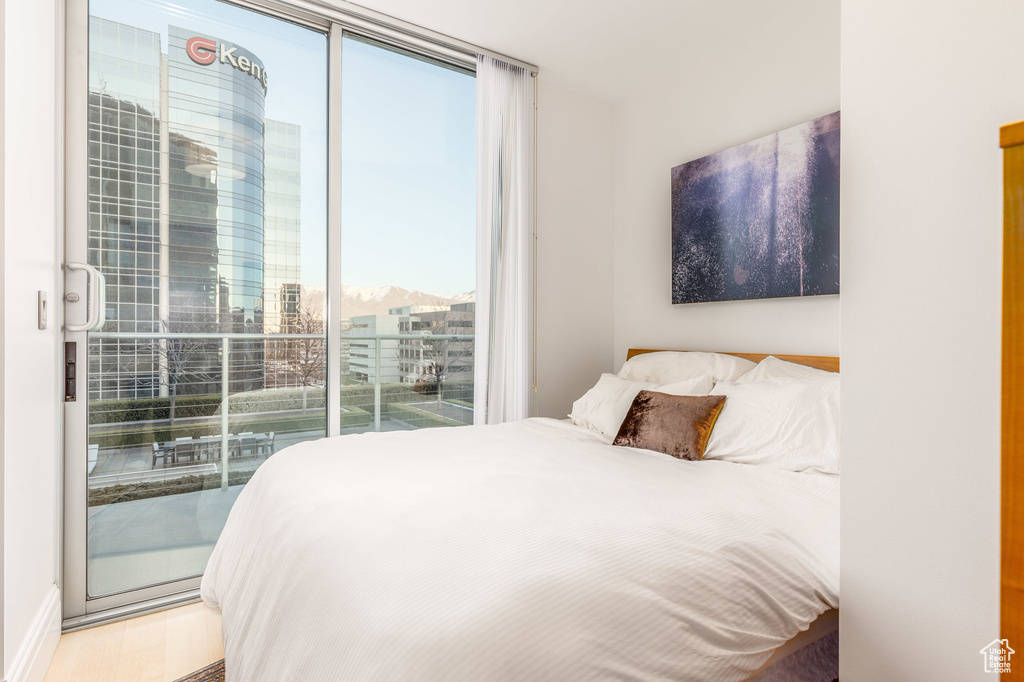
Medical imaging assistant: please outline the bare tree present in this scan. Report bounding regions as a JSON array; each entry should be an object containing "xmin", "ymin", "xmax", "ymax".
[
  {"xmin": 119, "ymin": 294, "xmax": 227, "ymax": 425},
  {"xmin": 109, "ymin": 321, "xmax": 221, "ymax": 426},
  {"xmin": 152, "ymin": 315, "xmax": 222, "ymax": 425},
  {"xmin": 412, "ymin": 306, "xmax": 474, "ymax": 407},
  {"xmin": 280, "ymin": 299, "xmax": 325, "ymax": 413},
  {"xmin": 167, "ymin": 345, "xmax": 217, "ymax": 422}
]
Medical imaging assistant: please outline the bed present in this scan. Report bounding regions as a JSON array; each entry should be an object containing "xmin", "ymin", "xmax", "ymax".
[{"xmin": 201, "ymin": 350, "xmax": 839, "ymax": 681}]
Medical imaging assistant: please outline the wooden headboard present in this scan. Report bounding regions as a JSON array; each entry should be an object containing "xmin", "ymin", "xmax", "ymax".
[{"xmin": 626, "ymin": 349, "xmax": 839, "ymax": 373}]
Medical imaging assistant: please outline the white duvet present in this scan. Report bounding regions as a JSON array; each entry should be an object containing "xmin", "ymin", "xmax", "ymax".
[{"xmin": 201, "ymin": 418, "xmax": 838, "ymax": 682}]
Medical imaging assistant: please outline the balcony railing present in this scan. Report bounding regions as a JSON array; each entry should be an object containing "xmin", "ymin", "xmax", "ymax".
[{"xmin": 88, "ymin": 332, "xmax": 474, "ymax": 493}]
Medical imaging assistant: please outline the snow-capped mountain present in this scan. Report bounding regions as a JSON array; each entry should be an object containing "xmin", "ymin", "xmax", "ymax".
[
  {"xmin": 449, "ymin": 291, "xmax": 476, "ymax": 305},
  {"xmin": 300, "ymin": 285, "xmax": 475, "ymax": 320}
]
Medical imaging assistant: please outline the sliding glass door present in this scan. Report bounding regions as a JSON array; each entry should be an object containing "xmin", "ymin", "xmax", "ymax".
[
  {"xmin": 64, "ymin": 0, "xmax": 329, "ymax": 619},
  {"xmin": 64, "ymin": 0, "xmax": 477, "ymax": 626}
]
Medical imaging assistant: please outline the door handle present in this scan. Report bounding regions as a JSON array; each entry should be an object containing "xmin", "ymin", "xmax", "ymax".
[{"xmin": 65, "ymin": 262, "xmax": 106, "ymax": 332}]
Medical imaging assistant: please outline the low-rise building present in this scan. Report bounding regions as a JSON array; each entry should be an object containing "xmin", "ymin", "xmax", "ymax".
[{"xmin": 348, "ymin": 314, "xmax": 401, "ymax": 384}]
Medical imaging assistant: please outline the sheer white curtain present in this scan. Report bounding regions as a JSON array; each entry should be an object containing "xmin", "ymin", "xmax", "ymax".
[{"xmin": 474, "ymin": 55, "xmax": 534, "ymax": 424}]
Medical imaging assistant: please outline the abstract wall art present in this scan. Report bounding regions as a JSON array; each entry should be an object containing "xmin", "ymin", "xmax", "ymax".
[{"xmin": 671, "ymin": 111, "xmax": 840, "ymax": 304}]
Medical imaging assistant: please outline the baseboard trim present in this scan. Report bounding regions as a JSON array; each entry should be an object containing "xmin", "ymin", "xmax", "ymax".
[{"xmin": 5, "ymin": 585, "xmax": 62, "ymax": 682}]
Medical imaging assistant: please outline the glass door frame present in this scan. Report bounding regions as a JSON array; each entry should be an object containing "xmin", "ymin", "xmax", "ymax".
[
  {"xmin": 60, "ymin": 0, "xmax": 344, "ymax": 629},
  {"xmin": 61, "ymin": 0, "xmax": 490, "ymax": 631}
]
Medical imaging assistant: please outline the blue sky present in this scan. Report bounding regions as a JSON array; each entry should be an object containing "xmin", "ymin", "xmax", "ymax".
[
  {"xmin": 90, "ymin": 0, "xmax": 476, "ymax": 296},
  {"xmin": 341, "ymin": 37, "xmax": 476, "ymax": 297}
]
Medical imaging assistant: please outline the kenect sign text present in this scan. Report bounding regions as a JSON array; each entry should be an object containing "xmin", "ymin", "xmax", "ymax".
[{"xmin": 185, "ymin": 37, "xmax": 268, "ymax": 92}]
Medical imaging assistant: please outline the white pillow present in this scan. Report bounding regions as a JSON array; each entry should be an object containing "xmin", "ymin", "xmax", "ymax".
[
  {"xmin": 658, "ymin": 375, "xmax": 715, "ymax": 397},
  {"xmin": 703, "ymin": 376, "xmax": 840, "ymax": 475},
  {"xmin": 569, "ymin": 374, "xmax": 657, "ymax": 437},
  {"xmin": 569, "ymin": 374, "xmax": 713, "ymax": 438},
  {"xmin": 736, "ymin": 355, "xmax": 836, "ymax": 383},
  {"xmin": 617, "ymin": 351, "xmax": 756, "ymax": 384}
]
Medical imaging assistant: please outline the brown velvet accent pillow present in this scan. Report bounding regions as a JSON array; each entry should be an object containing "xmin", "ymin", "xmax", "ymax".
[{"xmin": 612, "ymin": 391, "xmax": 726, "ymax": 460}]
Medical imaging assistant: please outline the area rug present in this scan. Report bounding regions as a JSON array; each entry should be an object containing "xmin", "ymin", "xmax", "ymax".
[
  {"xmin": 171, "ymin": 659, "xmax": 833, "ymax": 682},
  {"xmin": 173, "ymin": 659, "xmax": 225, "ymax": 682}
]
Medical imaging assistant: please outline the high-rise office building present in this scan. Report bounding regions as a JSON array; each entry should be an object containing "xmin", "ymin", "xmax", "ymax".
[
  {"xmin": 262, "ymin": 120, "xmax": 305, "ymax": 390},
  {"xmin": 87, "ymin": 18, "xmax": 301, "ymax": 400},
  {"xmin": 86, "ymin": 19, "xmax": 164, "ymax": 400},
  {"xmin": 263, "ymin": 120, "xmax": 302, "ymax": 332}
]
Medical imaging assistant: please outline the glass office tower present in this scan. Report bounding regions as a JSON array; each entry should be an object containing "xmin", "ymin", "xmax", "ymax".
[
  {"xmin": 87, "ymin": 18, "xmax": 164, "ymax": 400},
  {"xmin": 87, "ymin": 19, "xmax": 298, "ymax": 399},
  {"xmin": 263, "ymin": 119, "xmax": 302, "ymax": 334},
  {"xmin": 165, "ymin": 26, "xmax": 266, "ymax": 333}
]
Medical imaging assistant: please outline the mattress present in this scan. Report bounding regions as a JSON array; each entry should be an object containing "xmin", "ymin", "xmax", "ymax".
[{"xmin": 202, "ymin": 417, "xmax": 839, "ymax": 681}]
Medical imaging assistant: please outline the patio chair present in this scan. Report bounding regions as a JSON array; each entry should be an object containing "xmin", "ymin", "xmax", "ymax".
[
  {"xmin": 203, "ymin": 435, "xmax": 222, "ymax": 460},
  {"xmin": 151, "ymin": 442, "xmax": 172, "ymax": 468},
  {"xmin": 174, "ymin": 436, "xmax": 197, "ymax": 464},
  {"xmin": 239, "ymin": 432, "xmax": 257, "ymax": 458},
  {"xmin": 259, "ymin": 432, "xmax": 275, "ymax": 457}
]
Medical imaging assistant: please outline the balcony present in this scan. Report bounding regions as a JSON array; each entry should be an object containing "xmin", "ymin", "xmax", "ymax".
[
  {"xmin": 85, "ymin": 330, "xmax": 475, "ymax": 596},
  {"xmin": 86, "ymin": 331, "xmax": 474, "ymax": 504}
]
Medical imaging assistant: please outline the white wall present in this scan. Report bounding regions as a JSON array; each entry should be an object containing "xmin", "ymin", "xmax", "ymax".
[
  {"xmin": 3, "ymin": 0, "xmax": 63, "ymax": 679},
  {"xmin": 840, "ymin": 2, "xmax": 1024, "ymax": 679},
  {"xmin": 0, "ymin": 0, "xmax": 6, "ymax": 671},
  {"xmin": 611, "ymin": 2, "xmax": 840, "ymax": 363},
  {"xmin": 533, "ymin": 77, "xmax": 616, "ymax": 418}
]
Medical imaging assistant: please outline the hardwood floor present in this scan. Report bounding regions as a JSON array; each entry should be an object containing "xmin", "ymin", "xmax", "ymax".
[{"xmin": 43, "ymin": 602, "xmax": 223, "ymax": 682}]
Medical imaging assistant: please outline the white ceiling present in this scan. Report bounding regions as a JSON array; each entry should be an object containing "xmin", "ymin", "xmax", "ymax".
[{"xmin": 346, "ymin": 0, "xmax": 838, "ymax": 104}]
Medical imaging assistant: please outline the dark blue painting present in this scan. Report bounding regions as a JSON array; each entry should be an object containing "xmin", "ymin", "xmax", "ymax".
[{"xmin": 671, "ymin": 111, "xmax": 840, "ymax": 304}]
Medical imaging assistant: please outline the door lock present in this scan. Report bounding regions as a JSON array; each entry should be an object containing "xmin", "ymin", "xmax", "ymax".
[{"xmin": 65, "ymin": 342, "xmax": 77, "ymax": 402}]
